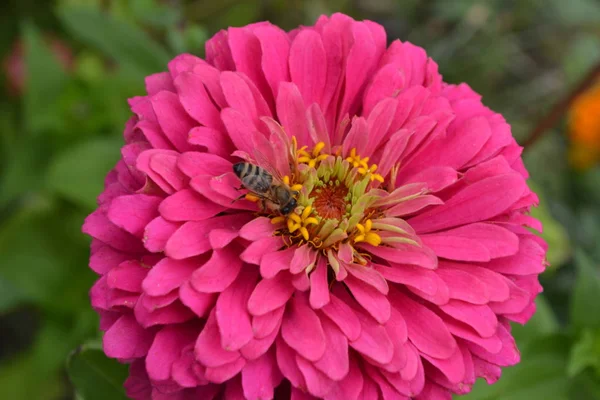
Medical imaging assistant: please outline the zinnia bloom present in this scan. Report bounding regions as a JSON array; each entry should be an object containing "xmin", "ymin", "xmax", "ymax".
[
  {"xmin": 568, "ymin": 84, "xmax": 600, "ymax": 169},
  {"xmin": 83, "ymin": 13, "xmax": 546, "ymax": 400}
]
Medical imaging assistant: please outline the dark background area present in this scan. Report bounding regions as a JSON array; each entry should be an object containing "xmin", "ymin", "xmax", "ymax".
[{"xmin": 1, "ymin": 0, "xmax": 600, "ymax": 399}]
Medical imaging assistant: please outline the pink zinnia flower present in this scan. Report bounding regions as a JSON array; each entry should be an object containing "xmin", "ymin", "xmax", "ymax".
[{"xmin": 83, "ymin": 13, "xmax": 546, "ymax": 400}]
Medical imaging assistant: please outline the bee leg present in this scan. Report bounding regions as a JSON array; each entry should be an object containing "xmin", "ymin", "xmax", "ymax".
[
  {"xmin": 235, "ymin": 185, "xmax": 245, "ymax": 191},
  {"xmin": 231, "ymin": 194, "xmax": 247, "ymax": 204}
]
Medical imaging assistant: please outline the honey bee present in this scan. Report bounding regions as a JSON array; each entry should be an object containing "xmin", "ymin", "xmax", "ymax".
[{"xmin": 233, "ymin": 162, "xmax": 299, "ymax": 215}]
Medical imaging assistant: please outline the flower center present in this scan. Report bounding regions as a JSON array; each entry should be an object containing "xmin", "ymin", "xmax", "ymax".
[
  {"xmin": 311, "ymin": 182, "xmax": 348, "ymax": 220},
  {"xmin": 257, "ymin": 136, "xmax": 426, "ymax": 273}
]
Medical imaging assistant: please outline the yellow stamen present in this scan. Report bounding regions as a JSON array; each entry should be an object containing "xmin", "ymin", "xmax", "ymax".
[
  {"xmin": 289, "ymin": 213, "xmax": 301, "ymax": 223},
  {"xmin": 313, "ymin": 142, "xmax": 325, "ymax": 157},
  {"xmin": 302, "ymin": 206, "xmax": 313, "ymax": 220},
  {"xmin": 304, "ymin": 217, "xmax": 319, "ymax": 226},
  {"xmin": 291, "ymin": 184, "xmax": 303, "ymax": 191},
  {"xmin": 283, "ymin": 176, "xmax": 291, "ymax": 185},
  {"xmin": 271, "ymin": 216, "xmax": 285, "ymax": 224},
  {"xmin": 300, "ymin": 227, "xmax": 309, "ymax": 240},
  {"xmin": 364, "ymin": 232, "xmax": 382, "ymax": 246},
  {"xmin": 346, "ymin": 148, "xmax": 385, "ymax": 183},
  {"xmin": 353, "ymin": 219, "xmax": 381, "ymax": 246}
]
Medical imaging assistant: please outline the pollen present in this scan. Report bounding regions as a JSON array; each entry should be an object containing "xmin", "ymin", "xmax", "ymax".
[
  {"xmin": 354, "ymin": 219, "xmax": 382, "ymax": 246},
  {"xmin": 282, "ymin": 175, "xmax": 303, "ymax": 191},
  {"xmin": 298, "ymin": 141, "xmax": 329, "ymax": 168},
  {"xmin": 347, "ymin": 148, "xmax": 384, "ymax": 182},
  {"xmin": 287, "ymin": 205, "xmax": 319, "ymax": 240}
]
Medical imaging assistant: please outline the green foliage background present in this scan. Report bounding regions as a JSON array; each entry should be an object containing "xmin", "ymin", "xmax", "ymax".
[{"xmin": 0, "ymin": 0, "xmax": 599, "ymax": 399}]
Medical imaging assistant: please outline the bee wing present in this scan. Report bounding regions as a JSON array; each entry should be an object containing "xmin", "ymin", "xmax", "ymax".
[{"xmin": 252, "ymin": 147, "xmax": 285, "ymax": 184}]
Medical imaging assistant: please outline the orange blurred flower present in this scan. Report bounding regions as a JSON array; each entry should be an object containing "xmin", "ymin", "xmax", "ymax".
[{"xmin": 568, "ymin": 84, "xmax": 600, "ymax": 169}]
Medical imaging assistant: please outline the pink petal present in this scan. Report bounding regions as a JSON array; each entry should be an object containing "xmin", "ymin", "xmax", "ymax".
[
  {"xmin": 221, "ymin": 108, "xmax": 257, "ymax": 154},
  {"xmin": 253, "ymin": 25, "xmax": 290, "ymax": 98},
  {"xmin": 148, "ymin": 151, "xmax": 188, "ymax": 192},
  {"xmin": 107, "ymin": 195, "xmax": 161, "ymax": 238},
  {"xmin": 442, "ymin": 316, "xmax": 502, "ymax": 353},
  {"xmin": 216, "ymin": 267, "xmax": 258, "ymax": 351},
  {"xmin": 190, "ymin": 246, "xmax": 243, "ymax": 293},
  {"xmin": 106, "ymin": 260, "xmax": 147, "ymax": 293},
  {"xmin": 296, "ymin": 356, "xmax": 336, "ymax": 398},
  {"xmin": 276, "ymin": 336, "xmax": 306, "ymax": 388},
  {"xmin": 151, "ymin": 91, "xmax": 195, "ymax": 152},
  {"xmin": 289, "ymin": 30, "xmax": 326, "ymax": 107},
  {"xmin": 177, "ymin": 151, "xmax": 230, "ymax": 178},
  {"xmin": 346, "ymin": 264, "xmax": 389, "ymax": 294},
  {"xmin": 165, "ymin": 214, "xmax": 251, "ymax": 259},
  {"xmin": 324, "ymin": 356, "xmax": 364, "ymax": 400},
  {"xmin": 290, "ymin": 245, "xmax": 318, "ymax": 274},
  {"xmin": 228, "ymin": 27, "xmax": 272, "ymax": 106},
  {"xmin": 467, "ymin": 323, "xmax": 520, "ymax": 367},
  {"xmin": 144, "ymin": 216, "xmax": 180, "ymax": 253},
  {"xmin": 83, "ymin": 210, "xmax": 144, "ymax": 253},
  {"xmin": 195, "ymin": 310, "xmax": 240, "ymax": 367},
  {"xmin": 145, "ymin": 72, "xmax": 175, "ymax": 95},
  {"xmin": 309, "ymin": 257, "xmax": 330, "ymax": 309},
  {"xmin": 386, "ymin": 195, "xmax": 444, "ymax": 217},
  {"xmin": 276, "ymin": 82, "xmax": 309, "ymax": 145},
  {"xmin": 364, "ymin": 244, "xmax": 437, "ymax": 269},
  {"xmin": 282, "ymin": 295, "xmax": 326, "ymax": 362},
  {"xmin": 146, "ymin": 324, "xmax": 198, "ymax": 382},
  {"xmin": 436, "ymin": 268, "xmax": 489, "ymax": 304},
  {"xmin": 345, "ymin": 275, "xmax": 391, "ymax": 324},
  {"xmin": 204, "ymin": 357, "xmax": 246, "ymax": 384},
  {"xmin": 247, "ymin": 272, "xmax": 295, "ymax": 316},
  {"xmin": 142, "ymin": 257, "xmax": 197, "ymax": 296},
  {"xmin": 408, "ymin": 173, "xmax": 527, "ymax": 233},
  {"xmin": 422, "ymin": 347, "xmax": 465, "ymax": 385},
  {"xmin": 239, "ymin": 321, "xmax": 280, "ymax": 360},
  {"xmin": 349, "ymin": 307, "xmax": 394, "ymax": 365},
  {"xmin": 174, "ymin": 72, "xmax": 224, "ymax": 130},
  {"xmin": 241, "ymin": 349, "xmax": 282, "ymax": 400},
  {"xmin": 103, "ymin": 314, "xmax": 154, "ymax": 359},
  {"xmin": 179, "ymin": 281, "xmax": 216, "ymax": 318},
  {"xmin": 240, "ymin": 236, "xmax": 284, "ymax": 265},
  {"xmin": 239, "ymin": 217, "xmax": 277, "ymax": 241},
  {"xmin": 375, "ymin": 263, "xmax": 438, "ymax": 295},
  {"xmin": 401, "ymin": 166, "xmax": 458, "ymax": 193},
  {"xmin": 188, "ymin": 126, "xmax": 233, "ymax": 157},
  {"xmin": 440, "ymin": 261, "xmax": 509, "ymax": 302},
  {"xmin": 473, "ymin": 356, "xmax": 502, "ymax": 384},
  {"xmin": 320, "ymin": 293, "xmax": 362, "ymax": 341},
  {"xmin": 389, "ymin": 290, "xmax": 457, "ymax": 359},
  {"xmin": 439, "ymin": 300, "xmax": 498, "ymax": 338},
  {"xmin": 159, "ymin": 189, "xmax": 226, "ymax": 222},
  {"xmin": 90, "ymin": 244, "xmax": 132, "ymax": 275},
  {"xmin": 209, "ymin": 228, "xmax": 239, "ymax": 249},
  {"xmin": 261, "ymin": 248, "xmax": 295, "ymax": 279},
  {"xmin": 252, "ymin": 306, "xmax": 285, "ymax": 339},
  {"xmin": 134, "ymin": 298, "xmax": 194, "ymax": 328},
  {"xmin": 314, "ymin": 317, "xmax": 350, "ymax": 381},
  {"xmin": 484, "ymin": 235, "xmax": 546, "ymax": 275}
]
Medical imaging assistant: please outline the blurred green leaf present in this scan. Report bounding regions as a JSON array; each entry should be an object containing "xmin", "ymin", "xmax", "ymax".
[
  {"xmin": 550, "ymin": 0, "xmax": 600, "ymax": 26},
  {"xmin": 57, "ymin": 6, "xmax": 170, "ymax": 76},
  {"xmin": 567, "ymin": 329, "xmax": 600, "ymax": 377},
  {"xmin": 512, "ymin": 295, "xmax": 559, "ymax": 348},
  {"xmin": 67, "ymin": 340, "xmax": 129, "ymax": 400},
  {"xmin": 568, "ymin": 369, "xmax": 600, "ymax": 400},
  {"xmin": 0, "ymin": 278, "xmax": 26, "ymax": 314},
  {"xmin": 23, "ymin": 22, "xmax": 68, "ymax": 134},
  {"xmin": 46, "ymin": 137, "xmax": 122, "ymax": 210},
  {"xmin": 462, "ymin": 334, "xmax": 571, "ymax": 400},
  {"xmin": 562, "ymin": 34, "xmax": 600, "ymax": 86},
  {"xmin": 527, "ymin": 182, "xmax": 571, "ymax": 268},
  {"xmin": 571, "ymin": 250, "xmax": 600, "ymax": 331},
  {"xmin": 0, "ymin": 320, "xmax": 78, "ymax": 399}
]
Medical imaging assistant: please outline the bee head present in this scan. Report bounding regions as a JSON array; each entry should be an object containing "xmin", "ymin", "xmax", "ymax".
[
  {"xmin": 232, "ymin": 163, "xmax": 245, "ymax": 177},
  {"xmin": 280, "ymin": 198, "xmax": 297, "ymax": 215}
]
